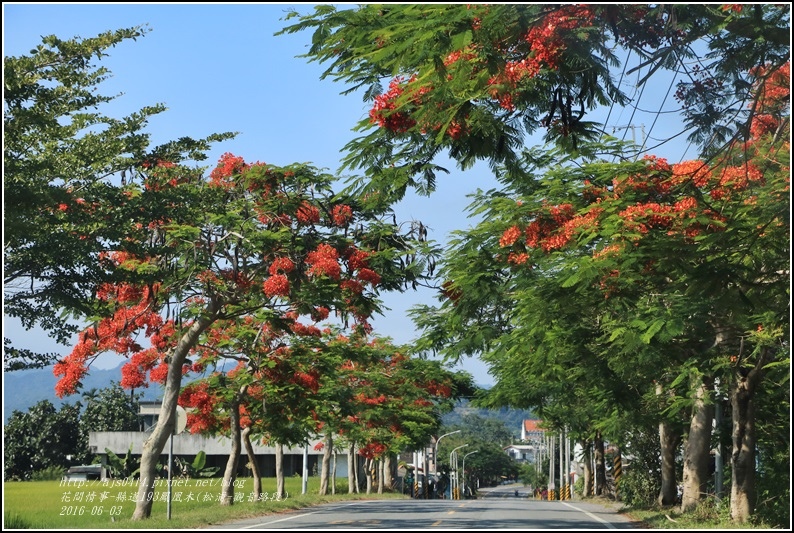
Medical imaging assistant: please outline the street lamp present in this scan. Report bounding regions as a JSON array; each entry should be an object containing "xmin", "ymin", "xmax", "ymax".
[
  {"xmin": 462, "ymin": 450, "xmax": 479, "ymax": 499},
  {"xmin": 450, "ymin": 444, "xmax": 468, "ymax": 500},
  {"xmin": 434, "ymin": 430, "xmax": 461, "ymax": 474}
]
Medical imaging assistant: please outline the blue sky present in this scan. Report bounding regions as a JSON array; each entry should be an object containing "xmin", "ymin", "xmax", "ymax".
[{"xmin": 4, "ymin": 3, "xmax": 693, "ymax": 389}]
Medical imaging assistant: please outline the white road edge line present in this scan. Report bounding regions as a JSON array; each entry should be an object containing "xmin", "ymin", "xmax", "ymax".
[
  {"xmin": 561, "ymin": 502, "xmax": 617, "ymax": 529},
  {"xmin": 239, "ymin": 501, "xmax": 367, "ymax": 529}
]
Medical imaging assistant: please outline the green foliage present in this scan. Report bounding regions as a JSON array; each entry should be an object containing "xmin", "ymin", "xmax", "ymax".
[
  {"xmin": 686, "ymin": 494, "xmax": 733, "ymax": 525},
  {"xmin": 103, "ymin": 446, "xmax": 139, "ymax": 479},
  {"xmin": 752, "ymin": 349, "xmax": 791, "ymax": 529},
  {"xmin": 279, "ymin": 5, "xmax": 790, "ymax": 199},
  {"xmin": 80, "ymin": 382, "xmax": 141, "ymax": 433},
  {"xmin": 3, "ymin": 400, "xmax": 86, "ymax": 480},
  {"xmin": 444, "ymin": 414, "xmax": 515, "ymax": 446},
  {"xmin": 3, "ymin": 383, "xmax": 147, "ymax": 481},
  {"xmin": 618, "ymin": 468, "xmax": 658, "ymax": 508},
  {"xmin": 3, "ymin": 26, "xmax": 234, "ymax": 370},
  {"xmin": 31, "ymin": 466, "xmax": 66, "ymax": 481},
  {"xmin": 436, "ymin": 421, "xmax": 520, "ymax": 486},
  {"xmin": 518, "ymin": 462, "xmax": 546, "ymax": 488},
  {"xmin": 175, "ymin": 451, "xmax": 220, "ymax": 479}
]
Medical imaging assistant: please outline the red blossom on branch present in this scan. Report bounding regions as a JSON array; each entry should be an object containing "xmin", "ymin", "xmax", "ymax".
[
  {"xmin": 331, "ymin": 204, "xmax": 354, "ymax": 226},
  {"xmin": 307, "ymin": 243, "xmax": 342, "ymax": 279},
  {"xmin": 263, "ymin": 274, "xmax": 290, "ymax": 298}
]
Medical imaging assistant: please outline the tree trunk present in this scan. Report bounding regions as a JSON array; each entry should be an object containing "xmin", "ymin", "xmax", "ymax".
[
  {"xmin": 383, "ymin": 454, "xmax": 394, "ymax": 491},
  {"xmin": 242, "ymin": 426, "xmax": 261, "ymax": 501},
  {"xmin": 377, "ymin": 458, "xmax": 385, "ymax": 494},
  {"xmin": 131, "ymin": 307, "xmax": 217, "ymax": 519},
  {"xmin": 354, "ymin": 449, "xmax": 362, "ymax": 493},
  {"xmin": 365, "ymin": 458, "xmax": 373, "ymax": 494},
  {"xmin": 730, "ymin": 367, "xmax": 760, "ymax": 522},
  {"xmin": 331, "ymin": 452, "xmax": 337, "ymax": 494},
  {"xmin": 658, "ymin": 416, "xmax": 681, "ymax": 506},
  {"xmin": 657, "ymin": 381, "xmax": 680, "ymax": 506},
  {"xmin": 681, "ymin": 376, "xmax": 714, "ymax": 512},
  {"xmin": 347, "ymin": 443, "xmax": 356, "ymax": 494},
  {"xmin": 220, "ymin": 399, "xmax": 241, "ymax": 505},
  {"xmin": 594, "ymin": 431, "xmax": 606, "ymax": 496},
  {"xmin": 581, "ymin": 440, "xmax": 594, "ymax": 498},
  {"xmin": 275, "ymin": 442, "xmax": 286, "ymax": 500},
  {"xmin": 319, "ymin": 433, "xmax": 333, "ymax": 495}
]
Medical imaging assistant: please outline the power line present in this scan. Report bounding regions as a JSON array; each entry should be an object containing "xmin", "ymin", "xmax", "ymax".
[{"xmin": 636, "ymin": 67, "xmax": 678, "ymax": 159}]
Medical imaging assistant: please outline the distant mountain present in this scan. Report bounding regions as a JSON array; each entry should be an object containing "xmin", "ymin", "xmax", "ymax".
[
  {"xmin": 3, "ymin": 363, "xmax": 162, "ymax": 423},
  {"xmin": 4, "ymin": 366, "xmax": 532, "ymax": 436},
  {"xmin": 441, "ymin": 399, "xmax": 535, "ymax": 439}
]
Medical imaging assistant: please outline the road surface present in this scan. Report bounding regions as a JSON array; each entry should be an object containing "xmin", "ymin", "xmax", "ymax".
[{"xmin": 212, "ymin": 484, "xmax": 640, "ymax": 529}]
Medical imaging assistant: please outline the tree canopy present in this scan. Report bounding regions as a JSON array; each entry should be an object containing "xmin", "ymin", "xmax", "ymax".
[{"xmin": 3, "ymin": 26, "xmax": 234, "ymax": 370}]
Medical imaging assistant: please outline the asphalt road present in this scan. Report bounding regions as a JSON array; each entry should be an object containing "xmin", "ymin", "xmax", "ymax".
[{"xmin": 211, "ymin": 485, "xmax": 640, "ymax": 530}]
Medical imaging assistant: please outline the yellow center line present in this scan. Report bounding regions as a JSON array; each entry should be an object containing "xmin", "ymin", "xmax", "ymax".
[
  {"xmin": 431, "ymin": 520, "xmax": 443, "ymax": 526},
  {"xmin": 446, "ymin": 510, "xmax": 456, "ymax": 515}
]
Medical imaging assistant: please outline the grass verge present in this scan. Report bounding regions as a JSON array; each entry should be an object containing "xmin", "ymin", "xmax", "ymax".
[{"xmin": 3, "ymin": 476, "xmax": 408, "ymax": 529}]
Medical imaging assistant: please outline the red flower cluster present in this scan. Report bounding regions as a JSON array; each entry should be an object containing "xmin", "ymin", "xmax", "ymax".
[
  {"xmin": 441, "ymin": 280, "xmax": 463, "ymax": 303},
  {"xmin": 499, "ymin": 225, "xmax": 522, "ymax": 247},
  {"xmin": 296, "ymin": 201, "xmax": 321, "ymax": 225},
  {"xmin": 263, "ymin": 274, "xmax": 290, "ymax": 298},
  {"xmin": 269, "ymin": 257, "xmax": 296, "ymax": 276},
  {"xmin": 291, "ymin": 370, "xmax": 320, "ymax": 393},
  {"xmin": 310, "ymin": 306, "xmax": 330, "ymax": 322},
  {"xmin": 369, "ymin": 77, "xmax": 417, "ymax": 132},
  {"xmin": 356, "ymin": 268, "xmax": 382, "ymax": 287},
  {"xmin": 331, "ymin": 204, "xmax": 354, "ymax": 226},
  {"xmin": 210, "ymin": 153, "xmax": 248, "ymax": 188},
  {"xmin": 179, "ymin": 381, "xmax": 221, "ymax": 434},
  {"xmin": 307, "ymin": 243, "xmax": 342, "ymax": 279},
  {"xmin": 120, "ymin": 348, "xmax": 159, "ymax": 389},
  {"xmin": 671, "ymin": 160, "xmax": 712, "ymax": 188},
  {"xmin": 487, "ymin": 5, "xmax": 595, "ymax": 109},
  {"xmin": 354, "ymin": 393, "xmax": 388, "ymax": 405},
  {"xmin": 346, "ymin": 248, "xmax": 372, "ymax": 270},
  {"xmin": 426, "ymin": 380, "xmax": 452, "ymax": 397},
  {"xmin": 358, "ymin": 442, "xmax": 388, "ymax": 459}
]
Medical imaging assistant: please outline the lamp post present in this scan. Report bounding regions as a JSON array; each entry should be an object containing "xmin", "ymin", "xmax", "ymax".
[
  {"xmin": 434, "ymin": 430, "xmax": 461, "ymax": 474},
  {"xmin": 450, "ymin": 444, "xmax": 468, "ymax": 500},
  {"xmin": 462, "ymin": 450, "xmax": 479, "ymax": 499}
]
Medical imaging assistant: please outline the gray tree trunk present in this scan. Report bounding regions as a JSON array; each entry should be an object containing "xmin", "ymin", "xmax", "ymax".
[
  {"xmin": 658, "ymin": 417, "xmax": 681, "ymax": 506},
  {"xmin": 657, "ymin": 382, "xmax": 681, "ymax": 506},
  {"xmin": 220, "ymin": 399, "xmax": 241, "ymax": 505},
  {"xmin": 377, "ymin": 458, "xmax": 385, "ymax": 494},
  {"xmin": 581, "ymin": 440, "xmax": 593, "ymax": 498},
  {"xmin": 275, "ymin": 443, "xmax": 286, "ymax": 499},
  {"xmin": 594, "ymin": 431, "xmax": 607, "ymax": 496},
  {"xmin": 383, "ymin": 454, "xmax": 394, "ymax": 491},
  {"xmin": 347, "ymin": 443, "xmax": 356, "ymax": 494},
  {"xmin": 331, "ymin": 453, "xmax": 337, "ymax": 494},
  {"xmin": 319, "ymin": 433, "xmax": 333, "ymax": 495},
  {"xmin": 681, "ymin": 376, "xmax": 714, "ymax": 512},
  {"xmin": 729, "ymin": 351, "xmax": 768, "ymax": 524},
  {"xmin": 131, "ymin": 306, "xmax": 217, "ymax": 519},
  {"xmin": 365, "ymin": 458, "xmax": 373, "ymax": 494},
  {"xmin": 242, "ymin": 426, "xmax": 261, "ymax": 501}
]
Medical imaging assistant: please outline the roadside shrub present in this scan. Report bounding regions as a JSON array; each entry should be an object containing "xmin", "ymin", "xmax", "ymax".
[
  {"xmin": 31, "ymin": 466, "xmax": 66, "ymax": 481},
  {"xmin": 617, "ymin": 468, "xmax": 657, "ymax": 507}
]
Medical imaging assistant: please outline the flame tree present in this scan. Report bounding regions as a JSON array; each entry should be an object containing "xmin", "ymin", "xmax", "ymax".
[
  {"xmin": 279, "ymin": 4, "xmax": 789, "ymax": 200},
  {"xmin": 413, "ymin": 62, "xmax": 789, "ymax": 522},
  {"xmin": 53, "ymin": 152, "xmax": 436, "ymax": 519}
]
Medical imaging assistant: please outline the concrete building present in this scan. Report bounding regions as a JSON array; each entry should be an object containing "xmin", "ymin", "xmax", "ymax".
[{"xmin": 88, "ymin": 401, "xmax": 340, "ymax": 480}]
